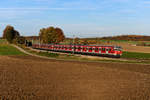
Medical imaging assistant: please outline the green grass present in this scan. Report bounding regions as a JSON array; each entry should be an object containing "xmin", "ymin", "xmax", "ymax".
[
  {"xmin": 122, "ymin": 51, "xmax": 150, "ymax": 59},
  {"xmin": 0, "ymin": 39, "xmax": 7, "ymax": 44},
  {"xmin": 21, "ymin": 46, "xmax": 59, "ymax": 58},
  {"xmin": 38, "ymin": 52, "xmax": 59, "ymax": 58},
  {"xmin": 0, "ymin": 44, "xmax": 25, "ymax": 55}
]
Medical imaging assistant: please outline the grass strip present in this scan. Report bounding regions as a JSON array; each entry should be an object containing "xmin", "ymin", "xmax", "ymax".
[
  {"xmin": 0, "ymin": 44, "xmax": 25, "ymax": 55},
  {"xmin": 122, "ymin": 51, "xmax": 150, "ymax": 59}
]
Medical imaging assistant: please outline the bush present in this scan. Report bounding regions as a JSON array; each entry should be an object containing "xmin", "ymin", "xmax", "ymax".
[{"xmin": 16, "ymin": 36, "xmax": 26, "ymax": 44}]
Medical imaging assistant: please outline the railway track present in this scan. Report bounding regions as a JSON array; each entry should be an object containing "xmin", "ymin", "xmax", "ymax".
[{"xmin": 11, "ymin": 44, "xmax": 150, "ymax": 65}]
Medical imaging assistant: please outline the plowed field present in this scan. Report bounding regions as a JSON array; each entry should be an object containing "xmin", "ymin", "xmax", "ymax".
[{"xmin": 0, "ymin": 55, "xmax": 150, "ymax": 100}]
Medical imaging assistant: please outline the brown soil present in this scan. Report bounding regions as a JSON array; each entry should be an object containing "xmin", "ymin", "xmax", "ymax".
[{"xmin": 0, "ymin": 55, "xmax": 150, "ymax": 100}]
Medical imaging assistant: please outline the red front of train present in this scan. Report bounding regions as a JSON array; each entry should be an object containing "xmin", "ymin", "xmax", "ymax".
[{"xmin": 32, "ymin": 44, "xmax": 123, "ymax": 57}]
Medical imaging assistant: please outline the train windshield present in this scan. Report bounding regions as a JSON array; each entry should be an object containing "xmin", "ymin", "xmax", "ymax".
[{"xmin": 114, "ymin": 46, "xmax": 122, "ymax": 51}]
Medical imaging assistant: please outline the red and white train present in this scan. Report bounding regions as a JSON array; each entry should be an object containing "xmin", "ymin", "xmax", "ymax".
[{"xmin": 32, "ymin": 44, "xmax": 123, "ymax": 57}]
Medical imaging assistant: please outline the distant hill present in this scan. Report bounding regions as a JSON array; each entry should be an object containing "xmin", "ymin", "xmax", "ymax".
[
  {"xmin": 82, "ymin": 35, "xmax": 150, "ymax": 41},
  {"xmin": 24, "ymin": 35, "xmax": 150, "ymax": 41},
  {"xmin": 101, "ymin": 35, "xmax": 150, "ymax": 41}
]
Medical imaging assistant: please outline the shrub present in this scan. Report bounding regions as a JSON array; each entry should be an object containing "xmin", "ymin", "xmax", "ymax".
[{"xmin": 16, "ymin": 36, "xmax": 26, "ymax": 44}]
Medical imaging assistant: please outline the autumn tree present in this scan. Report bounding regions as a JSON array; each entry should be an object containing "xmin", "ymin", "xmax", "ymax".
[
  {"xmin": 3, "ymin": 25, "xmax": 20, "ymax": 43},
  {"xmin": 14, "ymin": 30, "xmax": 20, "ymax": 38},
  {"xmin": 39, "ymin": 26, "xmax": 65, "ymax": 44},
  {"xmin": 55, "ymin": 28, "xmax": 65, "ymax": 43}
]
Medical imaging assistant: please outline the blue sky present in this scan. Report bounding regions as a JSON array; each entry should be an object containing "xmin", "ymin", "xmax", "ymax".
[{"xmin": 0, "ymin": 0, "xmax": 150, "ymax": 37}]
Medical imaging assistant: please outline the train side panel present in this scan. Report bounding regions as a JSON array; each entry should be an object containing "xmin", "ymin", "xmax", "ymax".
[{"xmin": 32, "ymin": 44, "xmax": 122, "ymax": 57}]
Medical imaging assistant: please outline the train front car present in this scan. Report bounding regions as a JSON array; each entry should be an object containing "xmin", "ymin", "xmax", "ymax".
[{"xmin": 113, "ymin": 46, "xmax": 123, "ymax": 58}]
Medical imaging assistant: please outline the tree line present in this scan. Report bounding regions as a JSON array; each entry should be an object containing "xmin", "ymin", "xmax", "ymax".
[{"xmin": 2, "ymin": 25, "xmax": 65, "ymax": 44}]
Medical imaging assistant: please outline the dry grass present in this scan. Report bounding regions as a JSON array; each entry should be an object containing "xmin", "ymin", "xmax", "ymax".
[{"xmin": 103, "ymin": 42, "xmax": 150, "ymax": 53}]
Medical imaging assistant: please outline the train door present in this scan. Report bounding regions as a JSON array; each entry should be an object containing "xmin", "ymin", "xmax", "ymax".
[
  {"xmin": 86, "ymin": 47, "xmax": 89, "ymax": 53},
  {"xmin": 71, "ymin": 45, "xmax": 74, "ymax": 51},
  {"xmin": 106, "ymin": 48, "xmax": 109, "ymax": 54},
  {"xmin": 81, "ymin": 46, "xmax": 83, "ymax": 52},
  {"xmin": 92, "ymin": 47, "xmax": 95, "ymax": 53},
  {"xmin": 99, "ymin": 48, "xmax": 101, "ymax": 54}
]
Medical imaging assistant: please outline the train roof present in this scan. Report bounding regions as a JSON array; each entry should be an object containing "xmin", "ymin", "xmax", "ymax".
[{"xmin": 34, "ymin": 44, "xmax": 122, "ymax": 48}]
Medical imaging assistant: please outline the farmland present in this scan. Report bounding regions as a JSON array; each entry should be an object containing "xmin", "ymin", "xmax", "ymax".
[
  {"xmin": 0, "ymin": 38, "xmax": 150, "ymax": 100},
  {"xmin": 0, "ymin": 55, "xmax": 150, "ymax": 100}
]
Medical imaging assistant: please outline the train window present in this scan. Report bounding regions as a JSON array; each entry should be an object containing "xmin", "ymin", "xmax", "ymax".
[
  {"xmin": 102, "ymin": 48, "xmax": 105, "ymax": 51},
  {"xmin": 106, "ymin": 48, "xmax": 109, "ymax": 51},
  {"xmin": 109, "ymin": 48, "xmax": 111, "ymax": 51},
  {"xmin": 89, "ymin": 48, "xmax": 92, "ymax": 51},
  {"xmin": 78, "ymin": 47, "xmax": 81, "ymax": 50},
  {"xmin": 99, "ymin": 48, "xmax": 101, "ymax": 51},
  {"xmin": 95, "ymin": 48, "xmax": 99, "ymax": 52},
  {"xmin": 114, "ymin": 48, "xmax": 121, "ymax": 51}
]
